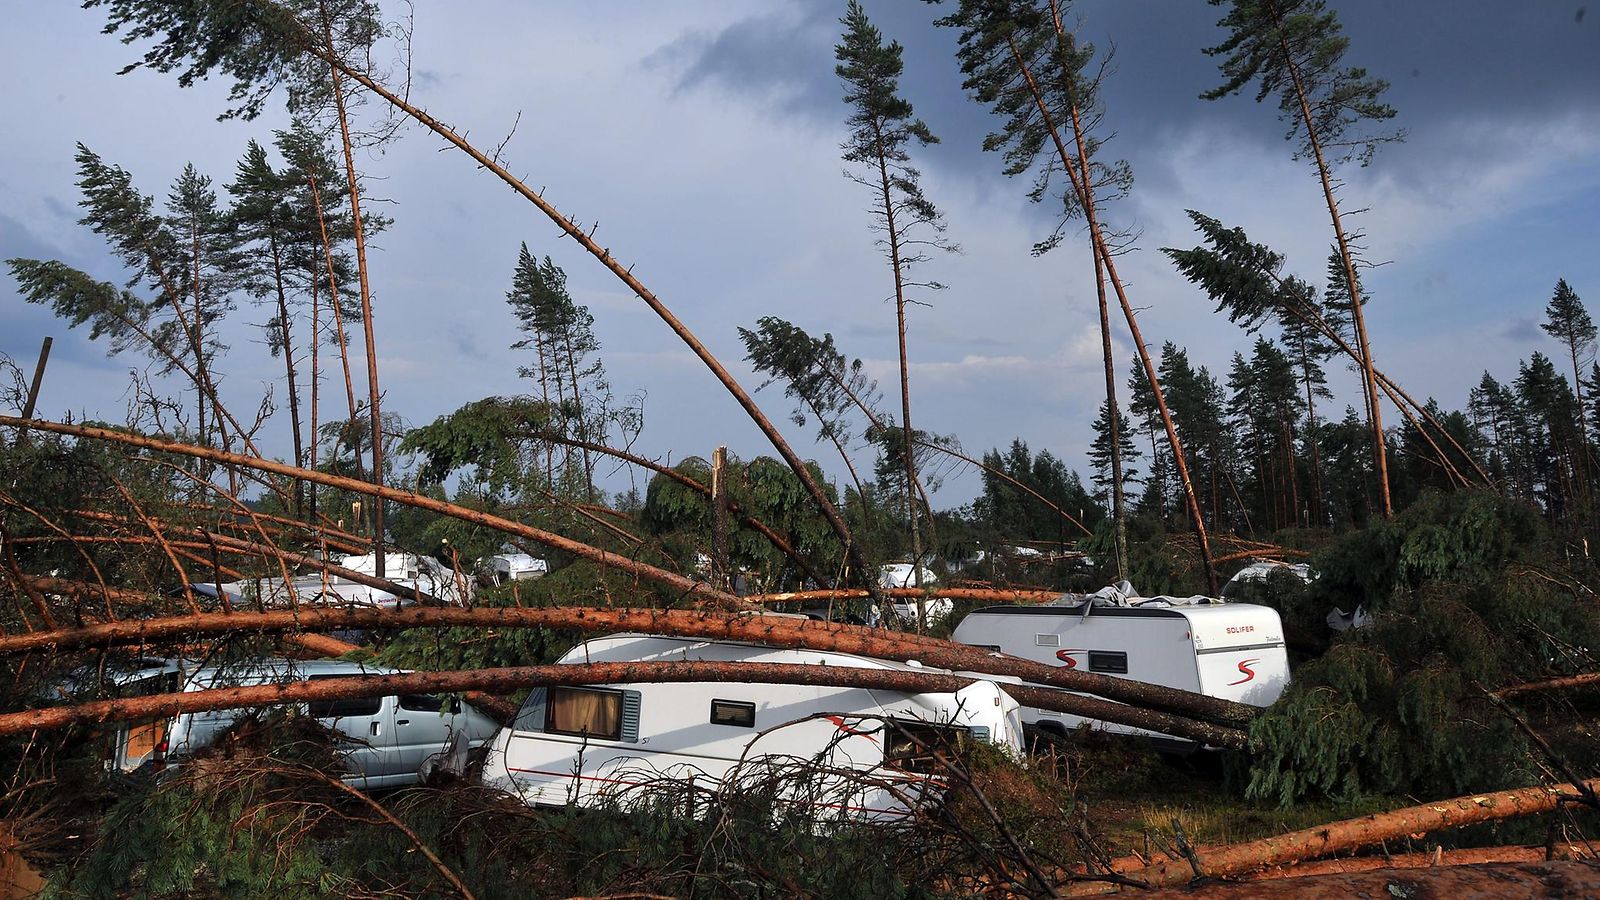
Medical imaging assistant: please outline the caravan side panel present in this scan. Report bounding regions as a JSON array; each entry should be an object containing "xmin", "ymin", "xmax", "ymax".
[{"xmin": 951, "ymin": 606, "xmax": 1197, "ymax": 739}]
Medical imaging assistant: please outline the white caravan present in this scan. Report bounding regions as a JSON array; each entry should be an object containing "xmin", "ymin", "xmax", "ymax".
[
  {"xmin": 952, "ymin": 589, "xmax": 1289, "ymax": 747},
  {"xmin": 109, "ymin": 658, "xmax": 500, "ymax": 788},
  {"xmin": 481, "ymin": 634, "xmax": 1024, "ymax": 821},
  {"xmin": 486, "ymin": 549, "xmax": 549, "ymax": 584},
  {"xmin": 209, "ymin": 550, "xmax": 471, "ymax": 609}
]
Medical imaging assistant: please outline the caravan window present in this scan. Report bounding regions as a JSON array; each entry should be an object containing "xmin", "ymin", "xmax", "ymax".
[
  {"xmin": 546, "ymin": 687, "xmax": 623, "ymax": 740},
  {"xmin": 709, "ymin": 700, "xmax": 755, "ymax": 728},
  {"xmin": 1087, "ymin": 651, "xmax": 1128, "ymax": 674},
  {"xmin": 884, "ymin": 721, "xmax": 969, "ymax": 774}
]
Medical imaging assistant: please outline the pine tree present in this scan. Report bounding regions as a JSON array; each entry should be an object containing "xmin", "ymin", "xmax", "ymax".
[
  {"xmin": 8, "ymin": 147, "xmax": 240, "ymax": 458},
  {"xmin": 1127, "ymin": 353, "xmax": 1170, "ymax": 520},
  {"xmin": 936, "ymin": 0, "xmax": 1158, "ymax": 583},
  {"xmin": 228, "ymin": 138, "xmax": 308, "ymax": 512},
  {"xmin": 1514, "ymin": 351, "xmax": 1582, "ymax": 517},
  {"xmin": 505, "ymin": 247, "xmax": 610, "ymax": 501},
  {"xmin": 1541, "ymin": 278, "xmax": 1594, "ymax": 503},
  {"xmin": 274, "ymin": 120, "xmax": 378, "ymax": 521},
  {"xmin": 1203, "ymin": 0, "xmax": 1403, "ymax": 516},
  {"xmin": 836, "ymin": 1, "xmax": 953, "ymax": 605},
  {"xmin": 1277, "ymin": 296, "xmax": 1334, "ymax": 524},
  {"xmin": 1468, "ymin": 372, "xmax": 1514, "ymax": 486}
]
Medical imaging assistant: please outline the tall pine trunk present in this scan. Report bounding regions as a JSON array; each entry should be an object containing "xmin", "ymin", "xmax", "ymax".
[
  {"xmin": 1276, "ymin": 23, "xmax": 1391, "ymax": 517},
  {"xmin": 268, "ymin": 231, "xmax": 306, "ymax": 518},
  {"xmin": 308, "ymin": 171, "xmax": 367, "ymax": 494},
  {"xmin": 1029, "ymin": 53, "xmax": 1216, "ymax": 590},
  {"xmin": 870, "ymin": 118, "xmax": 927, "ymax": 631},
  {"xmin": 323, "ymin": 3, "xmax": 385, "ymax": 575}
]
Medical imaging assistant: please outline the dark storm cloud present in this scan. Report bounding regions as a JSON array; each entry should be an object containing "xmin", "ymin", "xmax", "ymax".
[
  {"xmin": 646, "ymin": 6, "xmax": 840, "ymax": 116},
  {"xmin": 661, "ymin": 0, "xmax": 1600, "ymax": 181}
]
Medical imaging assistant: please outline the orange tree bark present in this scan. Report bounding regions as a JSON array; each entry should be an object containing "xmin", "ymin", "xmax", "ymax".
[
  {"xmin": 0, "ymin": 660, "xmax": 1243, "ymax": 748},
  {"xmin": 1072, "ymin": 777, "xmax": 1600, "ymax": 893},
  {"xmin": 1149, "ymin": 860, "xmax": 1600, "ymax": 898},
  {"xmin": 0, "ymin": 603, "xmax": 1255, "ymax": 728},
  {"xmin": 1239, "ymin": 845, "xmax": 1593, "ymax": 881},
  {"xmin": 0, "ymin": 416, "xmax": 743, "ymax": 610},
  {"xmin": 1494, "ymin": 672, "xmax": 1600, "ymax": 698}
]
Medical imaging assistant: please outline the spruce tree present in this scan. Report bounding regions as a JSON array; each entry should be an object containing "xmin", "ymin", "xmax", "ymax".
[
  {"xmin": 1203, "ymin": 0, "xmax": 1402, "ymax": 516},
  {"xmin": 835, "ymin": 0, "xmax": 952, "ymax": 608},
  {"xmin": 1088, "ymin": 399, "xmax": 1141, "ymax": 513}
]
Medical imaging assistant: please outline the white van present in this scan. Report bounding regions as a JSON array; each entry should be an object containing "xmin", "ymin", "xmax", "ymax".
[
  {"xmin": 952, "ymin": 593, "xmax": 1289, "ymax": 747},
  {"xmin": 112, "ymin": 658, "xmax": 501, "ymax": 789},
  {"xmin": 480, "ymin": 634, "xmax": 1024, "ymax": 821}
]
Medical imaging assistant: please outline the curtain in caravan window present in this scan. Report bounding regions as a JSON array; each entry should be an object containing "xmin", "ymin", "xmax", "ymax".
[{"xmin": 547, "ymin": 687, "xmax": 622, "ymax": 740}]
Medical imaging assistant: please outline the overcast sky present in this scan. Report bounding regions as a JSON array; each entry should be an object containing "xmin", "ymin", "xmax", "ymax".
[{"xmin": 3, "ymin": 1, "xmax": 1597, "ymax": 507}]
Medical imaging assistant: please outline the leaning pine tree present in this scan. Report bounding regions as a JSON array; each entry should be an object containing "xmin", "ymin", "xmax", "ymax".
[
  {"xmin": 1202, "ymin": 0, "xmax": 1403, "ymax": 516},
  {"xmin": 835, "ymin": 1, "xmax": 955, "ymax": 627},
  {"xmin": 937, "ymin": 0, "xmax": 1214, "ymax": 589}
]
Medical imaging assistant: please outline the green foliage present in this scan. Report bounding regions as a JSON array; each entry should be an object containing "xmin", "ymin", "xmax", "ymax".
[
  {"xmin": 87, "ymin": 0, "xmax": 382, "ymax": 121},
  {"xmin": 973, "ymin": 439, "xmax": 1099, "ymax": 545},
  {"xmin": 402, "ymin": 395, "xmax": 555, "ymax": 499},
  {"xmin": 639, "ymin": 453, "xmax": 842, "ymax": 591},
  {"xmin": 1202, "ymin": 0, "xmax": 1401, "ymax": 166},
  {"xmin": 935, "ymin": 0, "xmax": 1133, "ymax": 252},
  {"xmin": 836, "ymin": 0, "xmax": 951, "ymax": 267},
  {"xmin": 1245, "ymin": 491, "xmax": 1598, "ymax": 805}
]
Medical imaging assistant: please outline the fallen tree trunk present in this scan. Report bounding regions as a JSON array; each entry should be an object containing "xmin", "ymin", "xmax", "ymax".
[
  {"xmin": 0, "ymin": 606, "xmax": 1257, "ymax": 727},
  {"xmin": 1494, "ymin": 672, "xmax": 1600, "ymax": 698},
  {"xmin": 1147, "ymin": 859, "xmax": 1600, "ymax": 898},
  {"xmin": 1071, "ymin": 777, "xmax": 1600, "ymax": 894},
  {"xmin": 279, "ymin": 632, "xmax": 517, "ymax": 724},
  {"xmin": 1240, "ymin": 844, "xmax": 1594, "ymax": 881},
  {"xmin": 750, "ymin": 587, "xmax": 1062, "ymax": 605},
  {"xmin": 0, "ymin": 660, "xmax": 1242, "ymax": 747},
  {"xmin": 0, "ymin": 416, "xmax": 743, "ymax": 610}
]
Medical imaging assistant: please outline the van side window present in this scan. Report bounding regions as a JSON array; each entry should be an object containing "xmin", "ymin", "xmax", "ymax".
[
  {"xmin": 307, "ymin": 695, "xmax": 382, "ymax": 719},
  {"xmin": 1088, "ymin": 651, "xmax": 1128, "ymax": 674},
  {"xmin": 399, "ymin": 694, "xmax": 447, "ymax": 713},
  {"xmin": 546, "ymin": 686, "xmax": 623, "ymax": 740},
  {"xmin": 884, "ymin": 721, "xmax": 968, "ymax": 774},
  {"xmin": 709, "ymin": 700, "xmax": 755, "ymax": 728},
  {"xmin": 306, "ymin": 674, "xmax": 383, "ymax": 718}
]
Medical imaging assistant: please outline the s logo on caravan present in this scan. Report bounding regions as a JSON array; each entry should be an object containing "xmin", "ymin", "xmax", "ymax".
[
  {"xmin": 1228, "ymin": 658, "xmax": 1261, "ymax": 686},
  {"xmin": 1055, "ymin": 649, "xmax": 1086, "ymax": 669}
]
